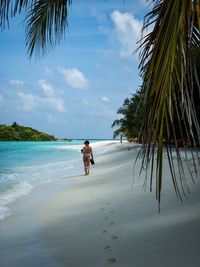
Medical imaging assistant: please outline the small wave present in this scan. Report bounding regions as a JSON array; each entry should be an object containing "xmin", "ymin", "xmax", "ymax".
[
  {"xmin": 0, "ymin": 181, "xmax": 33, "ymax": 221},
  {"xmin": 0, "ymin": 206, "xmax": 12, "ymax": 221},
  {"xmin": 0, "ymin": 140, "xmax": 114, "ymax": 221},
  {"xmin": 0, "ymin": 158, "xmax": 82, "ymax": 221},
  {"xmin": 56, "ymin": 144, "xmax": 83, "ymax": 151},
  {"xmin": 57, "ymin": 140, "xmax": 122, "ymax": 151}
]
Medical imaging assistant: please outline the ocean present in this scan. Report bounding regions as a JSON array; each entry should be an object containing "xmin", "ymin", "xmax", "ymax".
[{"xmin": 0, "ymin": 140, "xmax": 105, "ymax": 221}]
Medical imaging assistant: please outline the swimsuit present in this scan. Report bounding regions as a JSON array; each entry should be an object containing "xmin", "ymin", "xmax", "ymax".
[
  {"xmin": 83, "ymin": 155, "xmax": 90, "ymax": 161},
  {"xmin": 83, "ymin": 146, "xmax": 92, "ymax": 162}
]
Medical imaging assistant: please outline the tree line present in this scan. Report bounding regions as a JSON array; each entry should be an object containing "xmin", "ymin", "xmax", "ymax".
[{"xmin": 0, "ymin": 122, "xmax": 56, "ymax": 141}]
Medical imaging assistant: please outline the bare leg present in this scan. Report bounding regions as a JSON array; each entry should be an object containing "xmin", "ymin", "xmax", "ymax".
[
  {"xmin": 84, "ymin": 162, "xmax": 87, "ymax": 175},
  {"xmin": 83, "ymin": 158, "xmax": 90, "ymax": 175},
  {"xmin": 85, "ymin": 159, "xmax": 90, "ymax": 175},
  {"xmin": 86, "ymin": 161, "xmax": 90, "ymax": 175},
  {"xmin": 84, "ymin": 164, "xmax": 87, "ymax": 175}
]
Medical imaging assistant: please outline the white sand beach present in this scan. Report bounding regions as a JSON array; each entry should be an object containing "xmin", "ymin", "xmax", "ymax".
[{"xmin": 0, "ymin": 141, "xmax": 200, "ymax": 267}]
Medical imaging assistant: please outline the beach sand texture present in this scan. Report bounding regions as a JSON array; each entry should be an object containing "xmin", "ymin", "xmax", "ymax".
[{"xmin": 0, "ymin": 141, "xmax": 200, "ymax": 267}]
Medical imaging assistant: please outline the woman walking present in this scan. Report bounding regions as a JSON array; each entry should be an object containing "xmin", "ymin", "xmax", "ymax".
[{"xmin": 81, "ymin": 140, "xmax": 94, "ymax": 175}]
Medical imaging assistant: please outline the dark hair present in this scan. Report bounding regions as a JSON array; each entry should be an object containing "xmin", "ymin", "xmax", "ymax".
[{"xmin": 84, "ymin": 140, "xmax": 89, "ymax": 145}]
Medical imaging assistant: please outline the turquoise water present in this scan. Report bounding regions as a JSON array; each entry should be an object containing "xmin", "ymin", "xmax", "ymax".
[{"xmin": 0, "ymin": 140, "xmax": 102, "ymax": 220}]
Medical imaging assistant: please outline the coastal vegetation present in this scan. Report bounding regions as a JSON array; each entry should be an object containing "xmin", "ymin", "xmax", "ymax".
[
  {"xmin": 111, "ymin": 88, "xmax": 144, "ymax": 141},
  {"xmin": 0, "ymin": 0, "xmax": 199, "ymax": 205},
  {"xmin": 0, "ymin": 122, "xmax": 56, "ymax": 141},
  {"xmin": 112, "ymin": 67, "xmax": 200, "ymax": 146}
]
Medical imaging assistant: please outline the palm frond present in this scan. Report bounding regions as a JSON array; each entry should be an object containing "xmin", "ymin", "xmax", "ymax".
[
  {"xmin": 137, "ymin": 0, "xmax": 200, "ymax": 209},
  {"xmin": 113, "ymin": 128, "xmax": 123, "ymax": 139},
  {"xmin": 25, "ymin": 0, "xmax": 72, "ymax": 57},
  {"xmin": 111, "ymin": 119, "xmax": 123, "ymax": 128},
  {"xmin": 0, "ymin": 0, "xmax": 31, "ymax": 28},
  {"xmin": 0, "ymin": 0, "xmax": 72, "ymax": 57}
]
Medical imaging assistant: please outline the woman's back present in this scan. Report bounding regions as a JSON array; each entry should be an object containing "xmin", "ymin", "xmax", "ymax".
[{"xmin": 83, "ymin": 145, "xmax": 92, "ymax": 156}]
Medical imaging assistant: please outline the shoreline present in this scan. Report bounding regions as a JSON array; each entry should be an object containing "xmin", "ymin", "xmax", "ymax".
[
  {"xmin": 0, "ymin": 141, "xmax": 200, "ymax": 267},
  {"xmin": 0, "ymin": 140, "xmax": 119, "ymax": 221}
]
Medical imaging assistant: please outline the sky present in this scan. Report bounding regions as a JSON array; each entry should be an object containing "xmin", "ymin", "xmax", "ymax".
[{"xmin": 0, "ymin": 0, "xmax": 149, "ymax": 139}]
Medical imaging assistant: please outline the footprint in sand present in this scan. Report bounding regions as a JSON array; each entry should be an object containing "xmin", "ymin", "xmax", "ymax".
[
  {"xmin": 101, "ymin": 230, "xmax": 108, "ymax": 234},
  {"xmin": 104, "ymin": 245, "xmax": 112, "ymax": 251},
  {"xmin": 107, "ymin": 257, "xmax": 117, "ymax": 264},
  {"xmin": 111, "ymin": 235, "xmax": 118, "ymax": 240}
]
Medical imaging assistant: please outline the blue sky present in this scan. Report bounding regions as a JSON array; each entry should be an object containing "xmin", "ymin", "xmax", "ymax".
[{"xmin": 0, "ymin": 0, "xmax": 149, "ymax": 139}]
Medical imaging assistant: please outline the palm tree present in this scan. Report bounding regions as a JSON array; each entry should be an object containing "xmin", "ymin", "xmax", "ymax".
[
  {"xmin": 137, "ymin": 0, "xmax": 200, "ymax": 208},
  {"xmin": 111, "ymin": 118, "xmax": 126, "ymax": 139},
  {"xmin": 112, "ymin": 97, "xmax": 132, "ymax": 140},
  {"xmin": 112, "ymin": 89, "xmax": 145, "ymax": 141}
]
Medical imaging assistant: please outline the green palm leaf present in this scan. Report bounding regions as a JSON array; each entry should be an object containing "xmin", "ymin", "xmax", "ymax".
[
  {"xmin": 25, "ymin": 0, "xmax": 71, "ymax": 57},
  {"xmin": 137, "ymin": 0, "xmax": 200, "ymax": 209},
  {"xmin": 0, "ymin": 0, "xmax": 32, "ymax": 28},
  {"xmin": 0, "ymin": 0, "xmax": 71, "ymax": 57}
]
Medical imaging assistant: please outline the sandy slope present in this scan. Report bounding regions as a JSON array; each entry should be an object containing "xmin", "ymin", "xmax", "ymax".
[{"xmin": 0, "ymin": 141, "xmax": 200, "ymax": 267}]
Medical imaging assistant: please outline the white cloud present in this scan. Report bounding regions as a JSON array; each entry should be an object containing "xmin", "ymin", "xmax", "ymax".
[
  {"xmin": 38, "ymin": 80, "xmax": 55, "ymax": 97},
  {"xmin": 57, "ymin": 67, "xmax": 89, "ymax": 89},
  {"xmin": 101, "ymin": 96, "xmax": 110, "ymax": 102},
  {"xmin": 17, "ymin": 92, "xmax": 38, "ymax": 111},
  {"xmin": 9, "ymin": 80, "xmax": 24, "ymax": 86},
  {"xmin": 110, "ymin": 10, "xmax": 142, "ymax": 58},
  {"xmin": 46, "ymin": 97, "xmax": 65, "ymax": 112},
  {"xmin": 17, "ymin": 92, "xmax": 65, "ymax": 112}
]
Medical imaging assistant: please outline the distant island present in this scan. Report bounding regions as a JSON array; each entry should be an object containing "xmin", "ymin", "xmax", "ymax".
[{"xmin": 0, "ymin": 122, "xmax": 56, "ymax": 141}]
